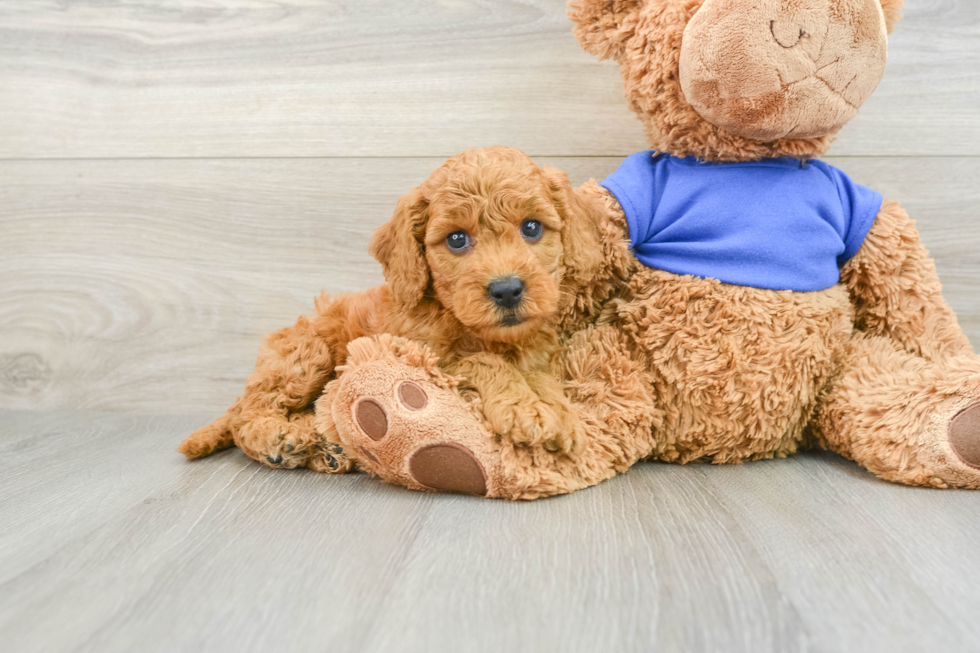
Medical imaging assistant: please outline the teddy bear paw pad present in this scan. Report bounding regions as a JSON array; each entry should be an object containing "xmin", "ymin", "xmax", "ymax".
[
  {"xmin": 398, "ymin": 381, "xmax": 428, "ymax": 410},
  {"xmin": 333, "ymin": 359, "xmax": 501, "ymax": 496},
  {"xmin": 409, "ymin": 443, "xmax": 487, "ymax": 496},
  {"xmin": 355, "ymin": 398, "xmax": 388, "ymax": 440},
  {"xmin": 949, "ymin": 402, "xmax": 980, "ymax": 469}
]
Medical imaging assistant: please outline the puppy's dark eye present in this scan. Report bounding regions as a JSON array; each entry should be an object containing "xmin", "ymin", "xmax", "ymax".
[
  {"xmin": 521, "ymin": 219, "xmax": 543, "ymax": 241},
  {"xmin": 446, "ymin": 230, "xmax": 470, "ymax": 252}
]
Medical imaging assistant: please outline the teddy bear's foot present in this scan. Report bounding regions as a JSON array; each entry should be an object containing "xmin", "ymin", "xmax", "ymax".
[
  {"xmin": 815, "ymin": 336, "xmax": 980, "ymax": 489},
  {"xmin": 317, "ymin": 335, "xmax": 506, "ymax": 497},
  {"xmin": 355, "ymin": 390, "xmax": 489, "ymax": 495},
  {"xmin": 909, "ymin": 391, "xmax": 980, "ymax": 489},
  {"xmin": 947, "ymin": 402, "xmax": 980, "ymax": 469}
]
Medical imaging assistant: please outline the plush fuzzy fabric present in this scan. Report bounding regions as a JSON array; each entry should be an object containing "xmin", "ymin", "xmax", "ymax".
[
  {"xmin": 840, "ymin": 200, "xmax": 974, "ymax": 363},
  {"xmin": 568, "ymin": 0, "xmax": 900, "ymax": 161},
  {"xmin": 879, "ymin": 0, "xmax": 905, "ymax": 33},
  {"xmin": 679, "ymin": 0, "xmax": 888, "ymax": 142}
]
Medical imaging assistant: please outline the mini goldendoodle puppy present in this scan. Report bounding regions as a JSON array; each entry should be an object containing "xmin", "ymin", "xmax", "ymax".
[{"xmin": 179, "ymin": 146, "xmax": 618, "ymax": 475}]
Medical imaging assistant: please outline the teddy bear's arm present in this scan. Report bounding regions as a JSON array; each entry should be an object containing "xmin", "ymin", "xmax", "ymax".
[{"xmin": 839, "ymin": 200, "xmax": 973, "ymax": 362}]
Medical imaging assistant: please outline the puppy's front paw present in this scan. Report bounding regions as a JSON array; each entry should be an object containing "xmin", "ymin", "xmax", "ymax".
[
  {"xmin": 482, "ymin": 395, "xmax": 538, "ymax": 446},
  {"xmin": 544, "ymin": 407, "xmax": 587, "ymax": 456},
  {"xmin": 485, "ymin": 395, "xmax": 584, "ymax": 455},
  {"xmin": 512, "ymin": 398, "xmax": 561, "ymax": 448},
  {"xmin": 308, "ymin": 441, "xmax": 354, "ymax": 474}
]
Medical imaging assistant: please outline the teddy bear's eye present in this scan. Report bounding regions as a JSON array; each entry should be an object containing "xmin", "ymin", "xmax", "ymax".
[
  {"xmin": 521, "ymin": 219, "xmax": 543, "ymax": 242},
  {"xmin": 446, "ymin": 230, "xmax": 470, "ymax": 252}
]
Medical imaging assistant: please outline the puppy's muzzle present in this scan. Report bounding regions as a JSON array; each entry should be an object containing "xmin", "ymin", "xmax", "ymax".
[{"xmin": 487, "ymin": 276, "xmax": 524, "ymax": 310}]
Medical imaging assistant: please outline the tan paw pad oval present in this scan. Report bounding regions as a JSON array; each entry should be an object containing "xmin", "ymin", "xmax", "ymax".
[
  {"xmin": 398, "ymin": 381, "xmax": 428, "ymax": 411},
  {"xmin": 409, "ymin": 443, "xmax": 487, "ymax": 496},
  {"xmin": 950, "ymin": 402, "xmax": 980, "ymax": 469},
  {"xmin": 355, "ymin": 399, "xmax": 388, "ymax": 441}
]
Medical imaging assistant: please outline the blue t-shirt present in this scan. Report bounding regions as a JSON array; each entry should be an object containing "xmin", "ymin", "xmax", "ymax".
[{"xmin": 600, "ymin": 151, "xmax": 884, "ymax": 292}]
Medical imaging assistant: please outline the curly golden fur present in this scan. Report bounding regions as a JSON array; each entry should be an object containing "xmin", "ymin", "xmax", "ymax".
[{"xmin": 179, "ymin": 146, "xmax": 614, "ymax": 468}]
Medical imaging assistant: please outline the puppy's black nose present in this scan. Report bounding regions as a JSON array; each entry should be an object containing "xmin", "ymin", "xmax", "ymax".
[{"xmin": 488, "ymin": 277, "xmax": 524, "ymax": 309}]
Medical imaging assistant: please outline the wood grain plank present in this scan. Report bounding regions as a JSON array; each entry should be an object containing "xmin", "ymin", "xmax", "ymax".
[
  {"xmin": 359, "ymin": 461, "xmax": 807, "ymax": 653},
  {"xmin": 698, "ymin": 453, "xmax": 980, "ymax": 652},
  {"xmin": 3, "ymin": 411, "xmax": 979, "ymax": 653},
  {"xmin": 1, "ymin": 156, "xmax": 977, "ymax": 414},
  {"xmin": 0, "ymin": 0, "xmax": 977, "ymax": 159},
  {"xmin": 0, "ymin": 411, "xmax": 219, "ymax": 586},
  {"xmin": 1, "ymin": 411, "xmax": 437, "ymax": 653}
]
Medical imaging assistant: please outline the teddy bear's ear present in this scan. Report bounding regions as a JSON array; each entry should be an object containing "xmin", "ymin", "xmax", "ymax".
[
  {"xmin": 879, "ymin": 0, "xmax": 904, "ymax": 34},
  {"xmin": 369, "ymin": 186, "xmax": 431, "ymax": 308},
  {"xmin": 568, "ymin": 0, "xmax": 646, "ymax": 61}
]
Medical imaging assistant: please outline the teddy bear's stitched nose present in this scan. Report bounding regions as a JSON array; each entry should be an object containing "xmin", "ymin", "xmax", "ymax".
[{"xmin": 770, "ymin": 19, "xmax": 807, "ymax": 49}]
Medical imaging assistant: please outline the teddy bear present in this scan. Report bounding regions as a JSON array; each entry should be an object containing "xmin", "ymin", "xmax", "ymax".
[{"xmin": 307, "ymin": 0, "xmax": 980, "ymax": 498}]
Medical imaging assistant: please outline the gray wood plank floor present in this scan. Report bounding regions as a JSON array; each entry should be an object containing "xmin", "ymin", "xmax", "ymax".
[
  {"xmin": 2, "ymin": 1, "xmax": 979, "ymax": 652},
  {"xmin": 3, "ymin": 411, "xmax": 980, "ymax": 653}
]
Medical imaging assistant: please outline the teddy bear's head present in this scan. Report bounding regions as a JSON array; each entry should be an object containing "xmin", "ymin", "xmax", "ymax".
[{"xmin": 570, "ymin": 0, "xmax": 904, "ymax": 161}]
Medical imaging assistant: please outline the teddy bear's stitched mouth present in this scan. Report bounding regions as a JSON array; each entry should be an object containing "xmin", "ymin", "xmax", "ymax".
[{"xmin": 780, "ymin": 74, "xmax": 860, "ymax": 111}]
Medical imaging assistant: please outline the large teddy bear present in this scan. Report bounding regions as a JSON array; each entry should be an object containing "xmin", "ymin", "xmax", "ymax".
[
  {"xmin": 323, "ymin": 0, "xmax": 980, "ymax": 498},
  {"xmin": 182, "ymin": 0, "xmax": 980, "ymax": 499}
]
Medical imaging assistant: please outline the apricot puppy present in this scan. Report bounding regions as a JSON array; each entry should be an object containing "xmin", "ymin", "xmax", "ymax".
[{"xmin": 179, "ymin": 146, "xmax": 601, "ymax": 470}]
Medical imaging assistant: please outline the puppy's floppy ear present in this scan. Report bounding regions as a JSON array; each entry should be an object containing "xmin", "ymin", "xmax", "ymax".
[
  {"xmin": 568, "ymin": 0, "xmax": 645, "ymax": 62},
  {"xmin": 543, "ymin": 167, "xmax": 606, "ymax": 290},
  {"xmin": 878, "ymin": 0, "xmax": 904, "ymax": 33},
  {"xmin": 369, "ymin": 187, "xmax": 431, "ymax": 307}
]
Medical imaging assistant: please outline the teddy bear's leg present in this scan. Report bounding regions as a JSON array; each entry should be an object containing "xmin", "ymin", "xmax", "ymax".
[
  {"xmin": 812, "ymin": 334, "xmax": 980, "ymax": 489},
  {"xmin": 320, "ymin": 328, "xmax": 659, "ymax": 499},
  {"xmin": 841, "ymin": 200, "xmax": 974, "ymax": 363},
  {"xmin": 317, "ymin": 334, "xmax": 507, "ymax": 497}
]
